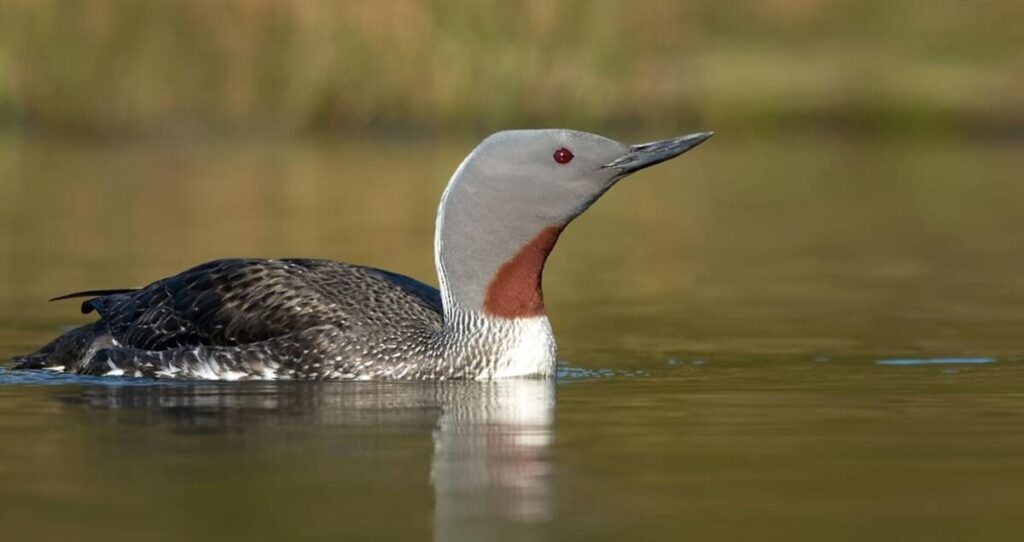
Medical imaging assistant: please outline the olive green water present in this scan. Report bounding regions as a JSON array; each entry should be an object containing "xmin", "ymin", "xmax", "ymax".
[{"xmin": 0, "ymin": 135, "xmax": 1022, "ymax": 541}]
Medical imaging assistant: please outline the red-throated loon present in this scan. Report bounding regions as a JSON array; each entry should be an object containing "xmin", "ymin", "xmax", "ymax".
[{"xmin": 12, "ymin": 129, "xmax": 713, "ymax": 380}]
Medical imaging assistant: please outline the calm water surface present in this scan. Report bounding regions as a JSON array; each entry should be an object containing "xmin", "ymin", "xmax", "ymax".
[{"xmin": 0, "ymin": 135, "xmax": 1022, "ymax": 540}]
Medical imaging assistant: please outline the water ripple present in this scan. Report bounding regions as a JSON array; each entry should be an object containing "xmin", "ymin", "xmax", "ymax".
[
  {"xmin": 0, "ymin": 367, "xmax": 177, "ymax": 387},
  {"xmin": 876, "ymin": 357, "xmax": 996, "ymax": 366}
]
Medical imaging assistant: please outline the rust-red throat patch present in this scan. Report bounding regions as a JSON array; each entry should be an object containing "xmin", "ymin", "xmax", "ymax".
[{"xmin": 483, "ymin": 225, "xmax": 564, "ymax": 318}]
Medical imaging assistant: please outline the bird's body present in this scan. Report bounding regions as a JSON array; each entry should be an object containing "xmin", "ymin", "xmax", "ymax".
[
  {"xmin": 14, "ymin": 258, "xmax": 556, "ymax": 380},
  {"xmin": 13, "ymin": 129, "xmax": 711, "ymax": 380}
]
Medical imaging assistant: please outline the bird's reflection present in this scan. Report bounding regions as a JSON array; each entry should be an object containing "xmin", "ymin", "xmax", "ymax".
[
  {"xmin": 432, "ymin": 380, "xmax": 555, "ymax": 540},
  {"xmin": 63, "ymin": 377, "xmax": 555, "ymax": 539}
]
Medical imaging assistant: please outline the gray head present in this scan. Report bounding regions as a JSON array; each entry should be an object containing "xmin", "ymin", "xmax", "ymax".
[{"xmin": 435, "ymin": 128, "xmax": 713, "ymax": 319}]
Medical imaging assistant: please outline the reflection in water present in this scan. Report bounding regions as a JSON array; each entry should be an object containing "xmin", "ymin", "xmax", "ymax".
[
  {"xmin": 432, "ymin": 380, "xmax": 554, "ymax": 541},
  {"xmin": 61, "ymin": 377, "xmax": 554, "ymax": 541}
]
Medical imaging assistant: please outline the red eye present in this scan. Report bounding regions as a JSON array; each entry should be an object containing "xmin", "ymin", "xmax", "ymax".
[{"xmin": 553, "ymin": 147, "xmax": 574, "ymax": 164}]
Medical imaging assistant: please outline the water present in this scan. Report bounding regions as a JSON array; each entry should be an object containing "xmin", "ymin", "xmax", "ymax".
[{"xmin": 1, "ymin": 134, "xmax": 1023, "ymax": 540}]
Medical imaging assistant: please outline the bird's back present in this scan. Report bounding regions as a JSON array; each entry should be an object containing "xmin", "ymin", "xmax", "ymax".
[{"xmin": 14, "ymin": 258, "xmax": 443, "ymax": 372}]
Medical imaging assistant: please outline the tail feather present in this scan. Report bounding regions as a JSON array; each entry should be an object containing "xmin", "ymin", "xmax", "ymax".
[
  {"xmin": 49, "ymin": 288, "xmax": 136, "ymax": 315},
  {"xmin": 49, "ymin": 288, "xmax": 137, "ymax": 302},
  {"xmin": 11, "ymin": 353, "xmax": 49, "ymax": 370},
  {"xmin": 11, "ymin": 322, "xmax": 107, "ymax": 371}
]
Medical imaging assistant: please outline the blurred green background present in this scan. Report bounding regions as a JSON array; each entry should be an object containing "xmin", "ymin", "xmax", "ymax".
[
  {"xmin": 0, "ymin": 0, "xmax": 1021, "ymax": 137},
  {"xmin": 1, "ymin": 0, "xmax": 1023, "ymax": 355}
]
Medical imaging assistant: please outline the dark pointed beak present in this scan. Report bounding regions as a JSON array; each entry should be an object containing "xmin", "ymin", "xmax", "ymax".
[{"xmin": 603, "ymin": 131, "xmax": 714, "ymax": 174}]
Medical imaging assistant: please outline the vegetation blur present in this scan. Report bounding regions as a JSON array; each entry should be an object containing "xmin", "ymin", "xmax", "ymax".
[
  {"xmin": 1, "ymin": 0, "xmax": 1023, "ymax": 353},
  {"xmin": 0, "ymin": 0, "xmax": 1021, "ymax": 137}
]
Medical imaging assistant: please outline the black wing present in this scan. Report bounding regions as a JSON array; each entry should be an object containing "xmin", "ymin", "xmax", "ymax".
[{"xmin": 75, "ymin": 258, "xmax": 443, "ymax": 351}]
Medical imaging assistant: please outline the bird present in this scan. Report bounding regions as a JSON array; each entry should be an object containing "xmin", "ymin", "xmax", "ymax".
[{"xmin": 12, "ymin": 129, "xmax": 713, "ymax": 381}]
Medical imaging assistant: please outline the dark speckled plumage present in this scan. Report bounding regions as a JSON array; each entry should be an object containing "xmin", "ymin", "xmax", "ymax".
[
  {"xmin": 92, "ymin": 258, "xmax": 442, "ymax": 348},
  {"xmin": 14, "ymin": 259, "xmax": 447, "ymax": 379}
]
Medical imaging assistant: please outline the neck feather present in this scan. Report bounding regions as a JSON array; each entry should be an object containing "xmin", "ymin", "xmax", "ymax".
[
  {"xmin": 482, "ymin": 225, "xmax": 563, "ymax": 318},
  {"xmin": 434, "ymin": 203, "xmax": 563, "ymax": 320}
]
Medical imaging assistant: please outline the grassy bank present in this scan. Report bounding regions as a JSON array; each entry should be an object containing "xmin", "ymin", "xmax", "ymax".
[{"xmin": 0, "ymin": 0, "xmax": 1021, "ymax": 136}]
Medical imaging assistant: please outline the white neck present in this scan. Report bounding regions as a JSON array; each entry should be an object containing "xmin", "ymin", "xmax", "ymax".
[{"xmin": 433, "ymin": 158, "xmax": 461, "ymax": 318}]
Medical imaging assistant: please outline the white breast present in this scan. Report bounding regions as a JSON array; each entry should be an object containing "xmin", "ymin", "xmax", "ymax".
[{"xmin": 475, "ymin": 316, "xmax": 557, "ymax": 380}]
